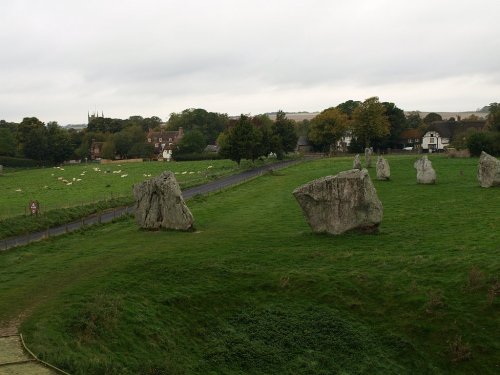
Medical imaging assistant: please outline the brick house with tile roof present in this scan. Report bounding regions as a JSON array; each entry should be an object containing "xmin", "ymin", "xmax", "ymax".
[{"xmin": 146, "ymin": 127, "xmax": 184, "ymax": 159}]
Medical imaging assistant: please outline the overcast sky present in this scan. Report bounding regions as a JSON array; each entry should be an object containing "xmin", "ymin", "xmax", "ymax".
[{"xmin": 1, "ymin": 0, "xmax": 499, "ymax": 124}]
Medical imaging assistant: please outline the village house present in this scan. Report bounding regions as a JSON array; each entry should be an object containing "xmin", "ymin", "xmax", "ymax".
[
  {"xmin": 421, "ymin": 120, "xmax": 486, "ymax": 152},
  {"xmin": 146, "ymin": 127, "xmax": 184, "ymax": 159},
  {"xmin": 400, "ymin": 128, "xmax": 424, "ymax": 150}
]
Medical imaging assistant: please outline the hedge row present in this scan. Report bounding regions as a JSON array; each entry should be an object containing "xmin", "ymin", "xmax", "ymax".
[
  {"xmin": 0, "ymin": 156, "xmax": 51, "ymax": 168},
  {"xmin": 172, "ymin": 152, "xmax": 224, "ymax": 161}
]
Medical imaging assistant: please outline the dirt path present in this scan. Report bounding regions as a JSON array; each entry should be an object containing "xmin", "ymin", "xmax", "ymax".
[{"xmin": 0, "ymin": 334, "xmax": 57, "ymax": 375}]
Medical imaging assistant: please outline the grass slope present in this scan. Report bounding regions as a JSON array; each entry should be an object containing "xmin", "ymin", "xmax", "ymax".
[{"xmin": 0, "ymin": 155, "xmax": 498, "ymax": 374}]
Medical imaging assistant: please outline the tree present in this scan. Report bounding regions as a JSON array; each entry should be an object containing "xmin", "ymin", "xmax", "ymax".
[
  {"xmin": 101, "ymin": 140, "xmax": 116, "ymax": 159},
  {"xmin": 336, "ymin": 100, "xmax": 361, "ymax": 117},
  {"xmin": 423, "ymin": 112, "xmax": 443, "ymax": 124},
  {"xmin": 218, "ymin": 115, "xmax": 261, "ymax": 165},
  {"xmin": 47, "ymin": 122, "xmax": 73, "ymax": 164},
  {"xmin": 176, "ymin": 130, "xmax": 207, "ymax": 154},
  {"xmin": 308, "ymin": 108, "xmax": 349, "ymax": 153},
  {"xmin": 17, "ymin": 117, "xmax": 48, "ymax": 161},
  {"xmin": 352, "ymin": 97, "xmax": 390, "ymax": 148},
  {"xmin": 0, "ymin": 128, "xmax": 17, "ymax": 156},
  {"xmin": 251, "ymin": 114, "xmax": 273, "ymax": 158},
  {"xmin": 487, "ymin": 102, "xmax": 500, "ymax": 132},
  {"xmin": 379, "ymin": 102, "xmax": 407, "ymax": 149},
  {"xmin": 406, "ymin": 112, "xmax": 423, "ymax": 129},
  {"xmin": 167, "ymin": 108, "xmax": 228, "ymax": 144},
  {"xmin": 271, "ymin": 110, "xmax": 298, "ymax": 159}
]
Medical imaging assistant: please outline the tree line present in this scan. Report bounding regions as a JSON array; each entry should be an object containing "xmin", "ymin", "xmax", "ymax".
[{"xmin": 1, "ymin": 100, "xmax": 499, "ymax": 166}]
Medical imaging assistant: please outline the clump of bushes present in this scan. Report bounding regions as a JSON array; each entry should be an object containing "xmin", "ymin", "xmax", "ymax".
[{"xmin": 466, "ymin": 132, "xmax": 500, "ymax": 156}]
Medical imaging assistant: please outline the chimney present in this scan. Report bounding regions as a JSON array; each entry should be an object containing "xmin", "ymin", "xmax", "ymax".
[{"xmin": 178, "ymin": 127, "xmax": 184, "ymax": 137}]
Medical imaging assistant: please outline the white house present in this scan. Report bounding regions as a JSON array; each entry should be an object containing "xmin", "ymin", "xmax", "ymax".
[
  {"xmin": 421, "ymin": 130, "xmax": 450, "ymax": 152},
  {"xmin": 421, "ymin": 120, "xmax": 487, "ymax": 152}
]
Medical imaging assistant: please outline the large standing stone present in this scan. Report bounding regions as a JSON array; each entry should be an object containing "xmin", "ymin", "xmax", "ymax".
[
  {"xmin": 365, "ymin": 147, "xmax": 373, "ymax": 168},
  {"xmin": 0, "ymin": 165, "xmax": 3, "ymax": 176},
  {"xmin": 293, "ymin": 169, "xmax": 383, "ymax": 235},
  {"xmin": 376, "ymin": 156, "xmax": 390, "ymax": 180},
  {"xmin": 353, "ymin": 154, "xmax": 362, "ymax": 170},
  {"xmin": 478, "ymin": 151, "xmax": 500, "ymax": 188},
  {"xmin": 414, "ymin": 156, "xmax": 436, "ymax": 184},
  {"xmin": 133, "ymin": 171, "xmax": 194, "ymax": 230}
]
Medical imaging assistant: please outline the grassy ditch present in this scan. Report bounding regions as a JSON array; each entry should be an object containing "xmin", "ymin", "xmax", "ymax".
[{"xmin": 0, "ymin": 155, "xmax": 498, "ymax": 374}]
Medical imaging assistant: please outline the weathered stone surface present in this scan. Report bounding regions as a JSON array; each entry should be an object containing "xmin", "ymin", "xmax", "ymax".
[
  {"xmin": 0, "ymin": 165, "xmax": 3, "ymax": 175},
  {"xmin": 414, "ymin": 156, "xmax": 436, "ymax": 184},
  {"xmin": 293, "ymin": 169, "xmax": 383, "ymax": 235},
  {"xmin": 376, "ymin": 156, "xmax": 390, "ymax": 180},
  {"xmin": 478, "ymin": 151, "xmax": 500, "ymax": 188},
  {"xmin": 353, "ymin": 154, "xmax": 362, "ymax": 170},
  {"xmin": 133, "ymin": 171, "xmax": 194, "ymax": 230},
  {"xmin": 365, "ymin": 147, "xmax": 373, "ymax": 168}
]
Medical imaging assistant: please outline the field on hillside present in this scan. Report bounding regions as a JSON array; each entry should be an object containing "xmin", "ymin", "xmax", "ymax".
[
  {"xmin": 0, "ymin": 159, "xmax": 251, "ymax": 220},
  {"xmin": 0, "ymin": 155, "xmax": 498, "ymax": 374}
]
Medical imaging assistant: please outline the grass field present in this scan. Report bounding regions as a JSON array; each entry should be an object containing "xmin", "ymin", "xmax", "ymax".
[
  {"xmin": 0, "ymin": 159, "xmax": 257, "ymax": 220},
  {"xmin": 0, "ymin": 155, "xmax": 498, "ymax": 374}
]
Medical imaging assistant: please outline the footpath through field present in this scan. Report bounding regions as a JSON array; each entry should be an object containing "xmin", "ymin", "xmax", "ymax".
[
  {"xmin": 0, "ymin": 158, "xmax": 310, "ymax": 252},
  {"xmin": 0, "ymin": 335, "xmax": 61, "ymax": 374}
]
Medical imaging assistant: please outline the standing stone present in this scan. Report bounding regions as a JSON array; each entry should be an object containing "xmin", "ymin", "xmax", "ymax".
[
  {"xmin": 365, "ymin": 147, "xmax": 373, "ymax": 168},
  {"xmin": 133, "ymin": 171, "xmax": 194, "ymax": 230},
  {"xmin": 477, "ymin": 151, "xmax": 500, "ymax": 188},
  {"xmin": 414, "ymin": 156, "xmax": 436, "ymax": 184},
  {"xmin": 0, "ymin": 165, "xmax": 3, "ymax": 176},
  {"xmin": 376, "ymin": 156, "xmax": 390, "ymax": 180},
  {"xmin": 353, "ymin": 154, "xmax": 362, "ymax": 170},
  {"xmin": 293, "ymin": 169, "xmax": 383, "ymax": 235}
]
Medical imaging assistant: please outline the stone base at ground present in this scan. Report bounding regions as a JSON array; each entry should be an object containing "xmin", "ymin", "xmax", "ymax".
[
  {"xmin": 414, "ymin": 156, "xmax": 436, "ymax": 184},
  {"xmin": 353, "ymin": 154, "xmax": 362, "ymax": 169},
  {"xmin": 293, "ymin": 169, "xmax": 383, "ymax": 235},
  {"xmin": 365, "ymin": 147, "xmax": 373, "ymax": 168},
  {"xmin": 376, "ymin": 156, "xmax": 390, "ymax": 180},
  {"xmin": 133, "ymin": 171, "xmax": 194, "ymax": 230},
  {"xmin": 478, "ymin": 151, "xmax": 500, "ymax": 188}
]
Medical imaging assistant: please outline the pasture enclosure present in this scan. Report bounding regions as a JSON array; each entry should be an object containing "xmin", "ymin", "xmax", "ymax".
[{"xmin": 0, "ymin": 155, "xmax": 498, "ymax": 374}]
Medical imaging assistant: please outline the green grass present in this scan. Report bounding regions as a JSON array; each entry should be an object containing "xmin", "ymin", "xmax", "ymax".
[
  {"xmin": 0, "ymin": 159, "xmax": 259, "ymax": 220},
  {"xmin": 0, "ymin": 158, "xmax": 279, "ymax": 239},
  {"xmin": 0, "ymin": 155, "xmax": 498, "ymax": 374}
]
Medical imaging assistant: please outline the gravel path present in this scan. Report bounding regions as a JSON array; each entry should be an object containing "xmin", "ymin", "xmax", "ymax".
[{"xmin": 0, "ymin": 158, "xmax": 305, "ymax": 252}]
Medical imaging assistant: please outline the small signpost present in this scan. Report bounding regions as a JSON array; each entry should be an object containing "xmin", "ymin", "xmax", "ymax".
[{"xmin": 29, "ymin": 200, "xmax": 40, "ymax": 216}]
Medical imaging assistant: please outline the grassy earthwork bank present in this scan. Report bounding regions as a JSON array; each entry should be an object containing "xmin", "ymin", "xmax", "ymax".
[
  {"xmin": 0, "ymin": 159, "xmax": 268, "ymax": 239},
  {"xmin": 0, "ymin": 155, "xmax": 498, "ymax": 374}
]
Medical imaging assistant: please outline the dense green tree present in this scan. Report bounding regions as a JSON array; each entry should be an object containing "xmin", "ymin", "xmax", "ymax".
[
  {"xmin": 308, "ymin": 108, "xmax": 350, "ymax": 153},
  {"xmin": 271, "ymin": 110, "xmax": 298, "ymax": 159},
  {"xmin": 17, "ymin": 117, "xmax": 48, "ymax": 161},
  {"xmin": 336, "ymin": 100, "xmax": 361, "ymax": 117},
  {"xmin": 47, "ymin": 122, "xmax": 73, "ymax": 164},
  {"xmin": 218, "ymin": 115, "xmax": 261, "ymax": 165},
  {"xmin": 487, "ymin": 102, "xmax": 500, "ymax": 132},
  {"xmin": 467, "ymin": 132, "xmax": 499, "ymax": 156},
  {"xmin": 167, "ymin": 108, "xmax": 228, "ymax": 144},
  {"xmin": 176, "ymin": 130, "xmax": 207, "ymax": 154},
  {"xmin": 101, "ymin": 140, "xmax": 116, "ymax": 160},
  {"xmin": 113, "ymin": 125, "xmax": 146, "ymax": 158},
  {"xmin": 378, "ymin": 102, "xmax": 408, "ymax": 149},
  {"xmin": 0, "ymin": 128, "xmax": 17, "ymax": 156},
  {"xmin": 251, "ymin": 114, "xmax": 274, "ymax": 158},
  {"xmin": 352, "ymin": 97, "xmax": 390, "ymax": 148}
]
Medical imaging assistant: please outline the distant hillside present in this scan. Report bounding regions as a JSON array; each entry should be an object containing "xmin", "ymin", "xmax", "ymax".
[{"xmin": 404, "ymin": 111, "xmax": 488, "ymax": 120}]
